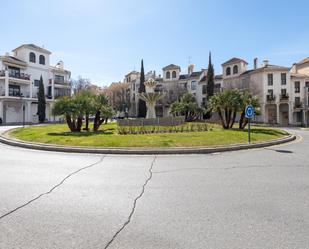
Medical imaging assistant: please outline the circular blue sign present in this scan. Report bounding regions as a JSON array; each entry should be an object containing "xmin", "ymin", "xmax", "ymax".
[{"xmin": 245, "ymin": 105, "xmax": 254, "ymax": 118}]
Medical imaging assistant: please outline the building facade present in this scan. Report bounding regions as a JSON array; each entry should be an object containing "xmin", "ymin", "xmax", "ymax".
[
  {"xmin": 221, "ymin": 57, "xmax": 309, "ymax": 126},
  {"xmin": 126, "ymin": 64, "xmax": 222, "ymax": 117},
  {"xmin": 0, "ymin": 44, "xmax": 71, "ymax": 124},
  {"xmin": 109, "ymin": 56, "xmax": 309, "ymax": 126}
]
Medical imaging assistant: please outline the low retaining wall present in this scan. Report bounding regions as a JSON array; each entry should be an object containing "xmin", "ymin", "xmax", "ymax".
[
  {"xmin": 118, "ymin": 116, "xmax": 185, "ymax": 126},
  {"xmin": 0, "ymin": 131, "xmax": 296, "ymax": 155}
]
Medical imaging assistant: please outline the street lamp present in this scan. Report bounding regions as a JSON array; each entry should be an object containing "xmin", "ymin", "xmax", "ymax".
[{"xmin": 20, "ymin": 93, "xmax": 25, "ymax": 127}]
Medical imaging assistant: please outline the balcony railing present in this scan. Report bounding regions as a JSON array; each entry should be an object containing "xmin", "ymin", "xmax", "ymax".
[
  {"xmin": 280, "ymin": 94, "xmax": 289, "ymax": 101},
  {"xmin": 294, "ymin": 102, "xmax": 302, "ymax": 109},
  {"xmin": 266, "ymin": 95, "xmax": 276, "ymax": 102},
  {"xmin": 49, "ymin": 78, "xmax": 71, "ymax": 85},
  {"xmin": 0, "ymin": 70, "xmax": 30, "ymax": 80}
]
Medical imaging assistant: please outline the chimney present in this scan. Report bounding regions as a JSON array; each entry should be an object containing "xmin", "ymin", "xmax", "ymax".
[
  {"xmin": 291, "ymin": 63, "xmax": 297, "ymax": 74},
  {"xmin": 56, "ymin": 61, "xmax": 64, "ymax": 69},
  {"xmin": 254, "ymin": 58, "xmax": 258, "ymax": 70},
  {"xmin": 188, "ymin": 64, "xmax": 194, "ymax": 75},
  {"xmin": 263, "ymin": 59, "xmax": 269, "ymax": 67}
]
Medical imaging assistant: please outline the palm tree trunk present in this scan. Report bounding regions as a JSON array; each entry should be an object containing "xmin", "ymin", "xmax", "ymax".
[
  {"xmin": 230, "ymin": 108, "xmax": 237, "ymax": 128},
  {"xmin": 93, "ymin": 111, "xmax": 101, "ymax": 131},
  {"xmin": 85, "ymin": 113, "xmax": 89, "ymax": 131},
  {"xmin": 76, "ymin": 116, "xmax": 83, "ymax": 132}
]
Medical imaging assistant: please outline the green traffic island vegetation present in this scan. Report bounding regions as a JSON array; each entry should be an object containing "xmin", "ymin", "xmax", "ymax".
[
  {"xmin": 8, "ymin": 87, "xmax": 288, "ymax": 148},
  {"xmin": 8, "ymin": 123, "xmax": 288, "ymax": 148}
]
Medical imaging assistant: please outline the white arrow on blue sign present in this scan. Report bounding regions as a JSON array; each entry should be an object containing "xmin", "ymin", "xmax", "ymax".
[{"xmin": 245, "ymin": 105, "xmax": 254, "ymax": 119}]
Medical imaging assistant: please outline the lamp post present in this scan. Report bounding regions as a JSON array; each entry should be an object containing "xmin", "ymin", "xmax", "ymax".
[{"xmin": 20, "ymin": 93, "xmax": 25, "ymax": 127}]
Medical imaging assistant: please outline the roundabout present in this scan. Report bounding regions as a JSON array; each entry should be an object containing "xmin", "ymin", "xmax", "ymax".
[
  {"xmin": 0, "ymin": 123, "xmax": 294, "ymax": 154},
  {"xmin": 0, "ymin": 125, "xmax": 307, "ymax": 249}
]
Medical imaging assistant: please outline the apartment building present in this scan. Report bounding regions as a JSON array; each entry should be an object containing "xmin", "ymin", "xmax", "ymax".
[
  {"xmin": 221, "ymin": 57, "xmax": 309, "ymax": 126},
  {"xmin": 126, "ymin": 64, "xmax": 222, "ymax": 117},
  {"xmin": 0, "ymin": 44, "xmax": 71, "ymax": 124}
]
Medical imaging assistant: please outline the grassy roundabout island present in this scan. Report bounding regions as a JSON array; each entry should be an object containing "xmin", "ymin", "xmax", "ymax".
[{"xmin": 8, "ymin": 123, "xmax": 288, "ymax": 148}]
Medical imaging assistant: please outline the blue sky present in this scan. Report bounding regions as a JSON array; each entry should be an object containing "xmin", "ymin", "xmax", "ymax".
[{"xmin": 1, "ymin": 0, "xmax": 309, "ymax": 86}]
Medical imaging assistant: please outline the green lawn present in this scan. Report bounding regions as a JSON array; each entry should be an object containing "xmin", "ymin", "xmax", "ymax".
[{"xmin": 8, "ymin": 123, "xmax": 288, "ymax": 148}]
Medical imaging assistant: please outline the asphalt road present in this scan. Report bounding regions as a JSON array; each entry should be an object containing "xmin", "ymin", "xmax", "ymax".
[{"xmin": 0, "ymin": 126, "xmax": 308, "ymax": 249}]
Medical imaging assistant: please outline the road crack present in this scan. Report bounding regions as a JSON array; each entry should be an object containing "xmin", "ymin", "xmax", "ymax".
[
  {"xmin": 0, "ymin": 155, "xmax": 106, "ymax": 221},
  {"xmin": 103, "ymin": 155, "xmax": 157, "ymax": 249}
]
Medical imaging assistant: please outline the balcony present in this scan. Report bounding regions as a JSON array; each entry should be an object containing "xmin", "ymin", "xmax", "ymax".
[
  {"xmin": 266, "ymin": 94, "xmax": 276, "ymax": 102},
  {"xmin": 280, "ymin": 94, "xmax": 289, "ymax": 102},
  {"xmin": 49, "ymin": 78, "xmax": 71, "ymax": 85},
  {"xmin": 294, "ymin": 102, "xmax": 302, "ymax": 109},
  {"xmin": 0, "ymin": 70, "xmax": 30, "ymax": 81}
]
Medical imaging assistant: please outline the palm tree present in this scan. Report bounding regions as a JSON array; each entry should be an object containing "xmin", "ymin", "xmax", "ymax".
[
  {"xmin": 208, "ymin": 89, "xmax": 241, "ymax": 129},
  {"xmin": 52, "ymin": 97, "xmax": 79, "ymax": 132},
  {"xmin": 93, "ymin": 94, "xmax": 114, "ymax": 131},
  {"xmin": 170, "ymin": 93, "xmax": 205, "ymax": 122}
]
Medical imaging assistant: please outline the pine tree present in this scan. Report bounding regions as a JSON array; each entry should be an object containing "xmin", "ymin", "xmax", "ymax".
[
  {"xmin": 138, "ymin": 59, "xmax": 147, "ymax": 118},
  {"xmin": 205, "ymin": 52, "xmax": 215, "ymax": 119},
  {"xmin": 37, "ymin": 75, "xmax": 46, "ymax": 123}
]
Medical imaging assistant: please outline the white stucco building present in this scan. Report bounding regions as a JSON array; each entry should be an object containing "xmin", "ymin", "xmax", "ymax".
[
  {"xmin": 0, "ymin": 44, "xmax": 71, "ymax": 124},
  {"xmin": 221, "ymin": 57, "xmax": 309, "ymax": 126},
  {"xmin": 125, "ymin": 64, "xmax": 222, "ymax": 117},
  {"xmin": 117, "ymin": 56, "xmax": 309, "ymax": 126}
]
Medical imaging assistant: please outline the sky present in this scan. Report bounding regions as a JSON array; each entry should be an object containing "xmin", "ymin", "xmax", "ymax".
[{"xmin": 1, "ymin": 0, "xmax": 309, "ymax": 86}]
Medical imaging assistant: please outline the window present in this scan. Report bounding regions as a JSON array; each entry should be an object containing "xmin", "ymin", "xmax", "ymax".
[
  {"xmin": 202, "ymin": 97, "xmax": 207, "ymax": 106},
  {"xmin": 281, "ymin": 89, "xmax": 287, "ymax": 95},
  {"xmin": 39, "ymin": 55, "xmax": 45, "ymax": 65},
  {"xmin": 29, "ymin": 52, "xmax": 36, "ymax": 63},
  {"xmin": 226, "ymin": 67, "xmax": 231, "ymax": 76},
  {"xmin": 133, "ymin": 83, "xmax": 135, "ymax": 91},
  {"xmin": 9, "ymin": 85, "xmax": 21, "ymax": 96},
  {"xmin": 166, "ymin": 71, "xmax": 170, "ymax": 79},
  {"xmin": 268, "ymin": 89, "xmax": 274, "ymax": 96},
  {"xmin": 34, "ymin": 79, "xmax": 40, "ymax": 87},
  {"xmin": 295, "ymin": 97, "xmax": 300, "ymax": 104},
  {"xmin": 202, "ymin": 85, "xmax": 207, "ymax": 94},
  {"xmin": 296, "ymin": 112, "xmax": 302, "ymax": 122},
  {"xmin": 233, "ymin": 65, "xmax": 238, "ymax": 74},
  {"xmin": 281, "ymin": 73, "xmax": 286, "ymax": 85},
  {"xmin": 295, "ymin": 81, "xmax": 300, "ymax": 93},
  {"xmin": 191, "ymin": 81, "xmax": 197, "ymax": 91},
  {"xmin": 55, "ymin": 75, "xmax": 64, "ymax": 83},
  {"xmin": 172, "ymin": 71, "xmax": 177, "ymax": 78},
  {"xmin": 268, "ymin": 74, "xmax": 273, "ymax": 86},
  {"xmin": 8, "ymin": 66, "xmax": 20, "ymax": 78}
]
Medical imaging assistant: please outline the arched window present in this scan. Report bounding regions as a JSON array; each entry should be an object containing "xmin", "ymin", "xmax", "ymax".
[
  {"xmin": 166, "ymin": 71, "xmax": 171, "ymax": 79},
  {"xmin": 29, "ymin": 52, "xmax": 36, "ymax": 63},
  {"xmin": 226, "ymin": 67, "xmax": 231, "ymax": 76},
  {"xmin": 233, "ymin": 65, "xmax": 238, "ymax": 74},
  {"xmin": 172, "ymin": 71, "xmax": 177, "ymax": 78},
  {"xmin": 39, "ymin": 55, "xmax": 45, "ymax": 65}
]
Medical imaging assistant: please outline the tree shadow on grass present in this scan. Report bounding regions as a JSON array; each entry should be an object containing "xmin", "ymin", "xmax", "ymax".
[{"xmin": 48, "ymin": 128, "xmax": 115, "ymax": 137}]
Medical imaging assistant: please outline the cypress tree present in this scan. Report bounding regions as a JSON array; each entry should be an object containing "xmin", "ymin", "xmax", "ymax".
[
  {"xmin": 37, "ymin": 75, "xmax": 46, "ymax": 123},
  {"xmin": 205, "ymin": 52, "xmax": 215, "ymax": 119},
  {"xmin": 206, "ymin": 52, "xmax": 215, "ymax": 99},
  {"xmin": 138, "ymin": 59, "xmax": 147, "ymax": 118}
]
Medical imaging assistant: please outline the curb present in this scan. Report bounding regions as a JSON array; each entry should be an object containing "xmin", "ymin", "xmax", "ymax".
[{"xmin": 0, "ymin": 131, "xmax": 296, "ymax": 155}]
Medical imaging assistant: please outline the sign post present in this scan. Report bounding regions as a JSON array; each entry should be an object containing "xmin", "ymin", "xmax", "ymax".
[{"xmin": 245, "ymin": 105, "xmax": 254, "ymax": 143}]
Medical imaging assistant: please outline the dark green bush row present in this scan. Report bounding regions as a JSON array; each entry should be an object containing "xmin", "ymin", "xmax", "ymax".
[{"xmin": 117, "ymin": 123, "xmax": 211, "ymax": 135}]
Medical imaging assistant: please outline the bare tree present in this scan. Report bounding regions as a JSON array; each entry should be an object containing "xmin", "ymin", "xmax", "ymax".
[{"xmin": 71, "ymin": 76, "xmax": 91, "ymax": 94}]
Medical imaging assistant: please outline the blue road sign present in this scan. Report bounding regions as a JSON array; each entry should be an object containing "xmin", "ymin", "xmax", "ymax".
[{"xmin": 245, "ymin": 105, "xmax": 254, "ymax": 119}]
